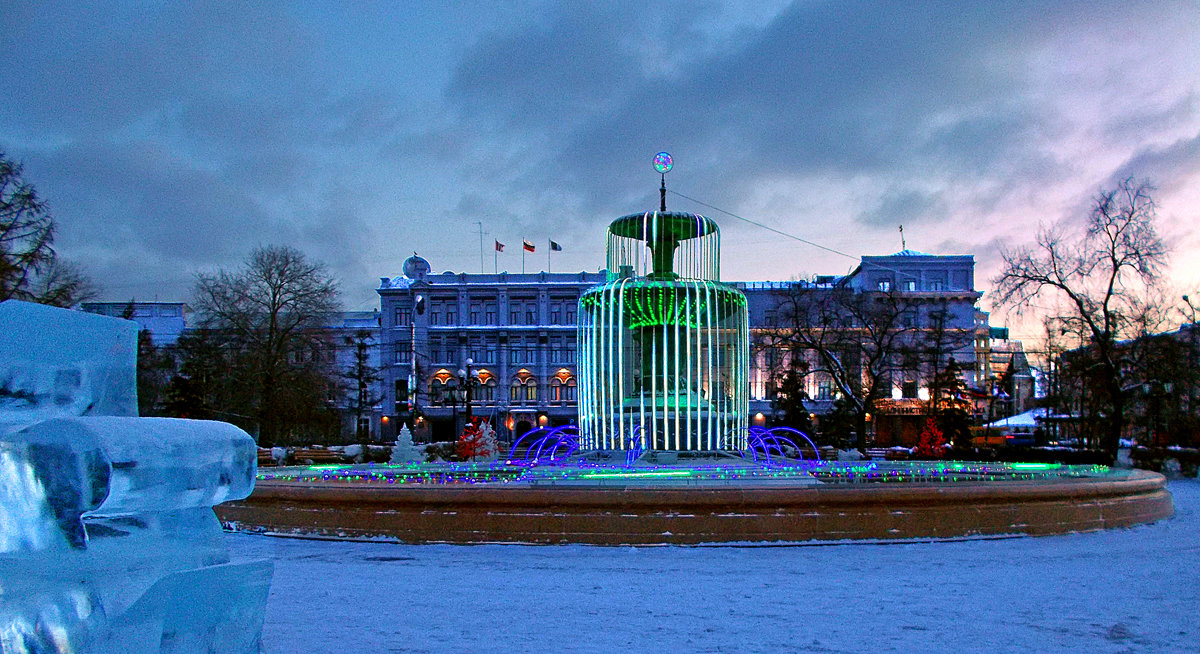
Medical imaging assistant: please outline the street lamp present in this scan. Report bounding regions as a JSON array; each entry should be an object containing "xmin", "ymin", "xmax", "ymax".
[
  {"xmin": 458, "ymin": 358, "xmax": 476, "ymax": 424},
  {"xmin": 451, "ymin": 358, "xmax": 480, "ymax": 434}
]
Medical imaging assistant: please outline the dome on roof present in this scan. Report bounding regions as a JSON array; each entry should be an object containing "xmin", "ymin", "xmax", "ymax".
[
  {"xmin": 403, "ymin": 254, "xmax": 431, "ymax": 280},
  {"xmin": 892, "ymin": 248, "xmax": 931, "ymax": 257}
]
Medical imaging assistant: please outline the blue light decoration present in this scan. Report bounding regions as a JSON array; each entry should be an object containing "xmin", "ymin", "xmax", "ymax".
[
  {"xmin": 743, "ymin": 427, "xmax": 823, "ymax": 466},
  {"xmin": 625, "ymin": 425, "xmax": 646, "ymax": 467},
  {"xmin": 507, "ymin": 425, "xmax": 581, "ymax": 464}
]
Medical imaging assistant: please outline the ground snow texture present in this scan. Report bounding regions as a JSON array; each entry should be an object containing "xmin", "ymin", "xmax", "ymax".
[{"xmin": 230, "ymin": 479, "xmax": 1200, "ymax": 653}]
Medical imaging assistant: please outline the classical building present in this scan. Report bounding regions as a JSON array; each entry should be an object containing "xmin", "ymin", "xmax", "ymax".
[
  {"xmin": 740, "ymin": 250, "xmax": 982, "ymax": 446},
  {"xmin": 81, "ymin": 302, "xmax": 190, "ymax": 346},
  {"xmin": 377, "ymin": 249, "xmax": 985, "ymax": 448},
  {"xmin": 310, "ymin": 310, "xmax": 383, "ymax": 441},
  {"xmin": 378, "ymin": 255, "xmax": 605, "ymax": 443}
]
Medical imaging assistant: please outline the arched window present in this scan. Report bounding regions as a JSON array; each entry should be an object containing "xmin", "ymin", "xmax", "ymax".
[
  {"xmin": 550, "ymin": 369, "xmax": 576, "ymax": 404},
  {"xmin": 476, "ymin": 370, "xmax": 497, "ymax": 402},
  {"xmin": 429, "ymin": 369, "xmax": 454, "ymax": 406},
  {"xmin": 511, "ymin": 369, "xmax": 537, "ymax": 404}
]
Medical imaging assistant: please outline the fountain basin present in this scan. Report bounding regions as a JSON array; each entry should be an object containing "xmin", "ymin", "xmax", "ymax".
[{"xmin": 216, "ymin": 462, "xmax": 1172, "ymax": 545}]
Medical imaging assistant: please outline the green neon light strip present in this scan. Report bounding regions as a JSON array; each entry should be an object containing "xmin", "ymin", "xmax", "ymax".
[
  {"xmin": 1010, "ymin": 463, "xmax": 1061, "ymax": 471},
  {"xmin": 579, "ymin": 470, "xmax": 693, "ymax": 479}
]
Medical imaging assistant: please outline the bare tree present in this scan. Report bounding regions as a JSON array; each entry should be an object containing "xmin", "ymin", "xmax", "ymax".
[
  {"xmin": 1, "ymin": 151, "xmax": 97, "ymax": 305},
  {"xmin": 994, "ymin": 178, "xmax": 1167, "ymax": 460},
  {"xmin": 769, "ymin": 281, "xmax": 917, "ymax": 452},
  {"xmin": 193, "ymin": 245, "xmax": 340, "ymax": 444}
]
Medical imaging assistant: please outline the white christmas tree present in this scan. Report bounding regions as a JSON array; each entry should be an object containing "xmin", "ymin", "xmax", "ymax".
[
  {"xmin": 390, "ymin": 424, "xmax": 421, "ymax": 464},
  {"xmin": 477, "ymin": 420, "xmax": 500, "ymax": 462}
]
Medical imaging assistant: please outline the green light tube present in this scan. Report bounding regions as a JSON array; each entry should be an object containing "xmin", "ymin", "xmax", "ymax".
[
  {"xmin": 580, "ymin": 211, "xmax": 748, "ymax": 452},
  {"xmin": 579, "ymin": 470, "xmax": 693, "ymax": 479}
]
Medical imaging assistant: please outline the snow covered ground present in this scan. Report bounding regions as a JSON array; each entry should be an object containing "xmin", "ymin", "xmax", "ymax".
[{"xmin": 230, "ymin": 479, "xmax": 1200, "ymax": 653}]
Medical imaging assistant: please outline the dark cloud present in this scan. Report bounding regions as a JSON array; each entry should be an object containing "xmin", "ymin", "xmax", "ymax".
[
  {"xmin": 858, "ymin": 188, "xmax": 947, "ymax": 228},
  {"xmin": 2, "ymin": 0, "xmax": 1198, "ymax": 309}
]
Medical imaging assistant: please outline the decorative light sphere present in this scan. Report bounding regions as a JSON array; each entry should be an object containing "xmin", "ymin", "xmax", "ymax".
[{"xmin": 653, "ymin": 152, "xmax": 673, "ymax": 174}]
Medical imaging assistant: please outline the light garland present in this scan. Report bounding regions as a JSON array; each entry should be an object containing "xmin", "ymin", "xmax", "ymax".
[{"xmin": 256, "ymin": 460, "xmax": 1113, "ymax": 486}]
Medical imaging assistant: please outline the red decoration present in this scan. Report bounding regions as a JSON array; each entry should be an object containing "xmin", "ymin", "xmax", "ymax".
[
  {"xmin": 914, "ymin": 417, "xmax": 947, "ymax": 459},
  {"xmin": 456, "ymin": 418, "xmax": 494, "ymax": 461}
]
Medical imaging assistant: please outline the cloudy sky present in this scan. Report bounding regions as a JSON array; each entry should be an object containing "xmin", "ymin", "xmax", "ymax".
[{"xmin": 3, "ymin": 1, "xmax": 1198, "ymax": 338}]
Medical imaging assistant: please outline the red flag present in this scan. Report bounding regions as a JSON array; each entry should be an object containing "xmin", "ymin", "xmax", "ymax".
[
  {"xmin": 495, "ymin": 240, "xmax": 505, "ymax": 252},
  {"xmin": 522, "ymin": 239, "xmax": 535, "ymax": 252}
]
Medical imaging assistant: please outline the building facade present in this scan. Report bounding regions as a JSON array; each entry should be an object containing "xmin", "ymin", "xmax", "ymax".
[
  {"xmin": 310, "ymin": 310, "xmax": 383, "ymax": 442},
  {"xmin": 739, "ymin": 250, "xmax": 982, "ymax": 446},
  {"xmin": 377, "ymin": 255, "xmax": 605, "ymax": 443},
  {"xmin": 377, "ymin": 250, "xmax": 986, "ymax": 448},
  {"xmin": 81, "ymin": 302, "xmax": 190, "ymax": 346}
]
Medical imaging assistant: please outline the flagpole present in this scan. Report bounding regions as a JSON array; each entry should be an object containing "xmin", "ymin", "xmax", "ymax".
[
  {"xmin": 522, "ymin": 238, "xmax": 525, "ymax": 274},
  {"xmin": 494, "ymin": 243, "xmax": 498, "ymax": 274},
  {"xmin": 547, "ymin": 239, "xmax": 551, "ymax": 273}
]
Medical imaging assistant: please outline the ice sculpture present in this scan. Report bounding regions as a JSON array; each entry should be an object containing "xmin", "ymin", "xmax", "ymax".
[{"xmin": 0, "ymin": 300, "xmax": 272, "ymax": 654}]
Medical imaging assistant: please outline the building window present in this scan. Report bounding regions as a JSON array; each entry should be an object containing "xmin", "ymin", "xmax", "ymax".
[
  {"xmin": 394, "ymin": 347, "xmax": 410, "ymax": 364},
  {"xmin": 816, "ymin": 377, "xmax": 832, "ymax": 400},
  {"xmin": 395, "ymin": 308, "xmax": 412, "ymax": 325},
  {"xmin": 549, "ymin": 372, "xmax": 577, "ymax": 404},
  {"xmin": 511, "ymin": 371, "xmax": 537, "ymax": 404},
  {"xmin": 877, "ymin": 280, "xmax": 891, "ymax": 292},
  {"xmin": 446, "ymin": 309, "xmax": 456, "ymax": 325},
  {"xmin": 477, "ymin": 373, "xmax": 497, "ymax": 402},
  {"xmin": 903, "ymin": 280, "xmax": 918, "ymax": 292},
  {"xmin": 429, "ymin": 372, "xmax": 451, "ymax": 406}
]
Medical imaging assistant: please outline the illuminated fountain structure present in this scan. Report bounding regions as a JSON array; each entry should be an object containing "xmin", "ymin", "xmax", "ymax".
[{"xmin": 578, "ymin": 210, "xmax": 749, "ymax": 452}]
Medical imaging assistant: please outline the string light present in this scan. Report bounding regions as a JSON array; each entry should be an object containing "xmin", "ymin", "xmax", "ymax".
[{"xmin": 257, "ymin": 460, "xmax": 1112, "ymax": 486}]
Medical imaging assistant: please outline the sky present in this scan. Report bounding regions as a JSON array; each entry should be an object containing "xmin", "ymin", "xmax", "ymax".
[{"xmin": 3, "ymin": 1, "xmax": 1199, "ymax": 340}]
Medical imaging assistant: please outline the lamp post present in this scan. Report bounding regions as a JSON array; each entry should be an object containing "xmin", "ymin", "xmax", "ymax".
[
  {"xmin": 460, "ymin": 358, "xmax": 475, "ymax": 424},
  {"xmin": 453, "ymin": 358, "xmax": 478, "ymax": 435}
]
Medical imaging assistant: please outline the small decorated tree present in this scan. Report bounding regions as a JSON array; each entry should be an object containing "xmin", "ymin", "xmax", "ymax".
[
  {"xmin": 390, "ymin": 424, "xmax": 422, "ymax": 464},
  {"xmin": 456, "ymin": 418, "xmax": 497, "ymax": 461},
  {"xmin": 476, "ymin": 420, "xmax": 499, "ymax": 462},
  {"xmin": 913, "ymin": 416, "xmax": 947, "ymax": 459}
]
